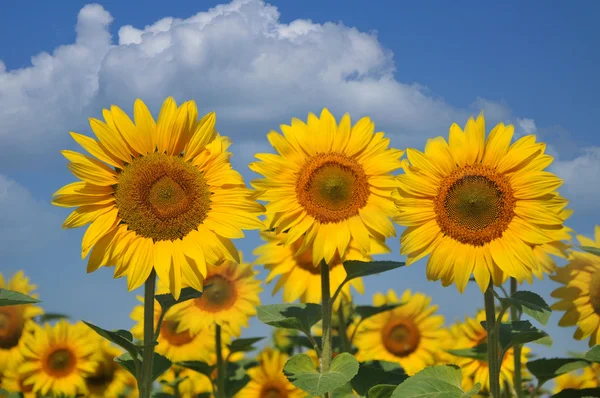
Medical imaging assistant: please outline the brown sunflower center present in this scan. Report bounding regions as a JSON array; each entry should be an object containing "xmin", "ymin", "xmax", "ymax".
[
  {"xmin": 86, "ymin": 359, "xmax": 116, "ymax": 394},
  {"xmin": 434, "ymin": 164, "xmax": 515, "ymax": 246},
  {"xmin": 382, "ymin": 319, "xmax": 421, "ymax": 357},
  {"xmin": 45, "ymin": 348, "xmax": 76, "ymax": 378},
  {"xmin": 19, "ymin": 374, "xmax": 34, "ymax": 393},
  {"xmin": 0, "ymin": 306, "xmax": 24, "ymax": 350},
  {"xmin": 589, "ymin": 270, "xmax": 600, "ymax": 315},
  {"xmin": 160, "ymin": 321, "xmax": 195, "ymax": 346},
  {"xmin": 115, "ymin": 152, "xmax": 211, "ymax": 241},
  {"xmin": 260, "ymin": 385, "xmax": 288, "ymax": 398},
  {"xmin": 296, "ymin": 153, "xmax": 370, "ymax": 223},
  {"xmin": 195, "ymin": 275, "xmax": 237, "ymax": 312}
]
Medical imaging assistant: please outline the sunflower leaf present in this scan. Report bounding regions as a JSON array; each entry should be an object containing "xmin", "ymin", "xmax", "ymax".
[
  {"xmin": 115, "ymin": 352, "xmax": 172, "ymax": 381},
  {"xmin": 176, "ymin": 360, "xmax": 215, "ymax": 378},
  {"xmin": 283, "ymin": 352, "xmax": 359, "ymax": 395},
  {"xmin": 257, "ymin": 304, "xmax": 322, "ymax": 336},
  {"xmin": 354, "ymin": 303, "xmax": 405, "ymax": 320},
  {"xmin": 37, "ymin": 312, "xmax": 70, "ymax": 323},
  {"xmin": 391, "ymin": 365, "xmax": 480, "ymax": 398},
  {"xmin": 525, "ymin": 357, "xmax": 591, "ymax": 387},
  {"xmin": 585, "ymin": 345, "xmax": 600, "ymax": 362},
  {"xmin": 351, "ymin": 361, "xmax": 408, "ymax": 396},
  {"xmin": 499, "ymin": 290, "xmax": 552, "ymax": 325},
  {"xmin": 368, "ymin": 384, "xmax": 397, "ymax": 398},
  {"xmin": 0, "ymin": 288, "xmax": 40, "ymax": 306},
  {"xmin": 155, "ymin": 287, "xmax": 203, "ymax": 311},
  {"xmin": 581, "ymin": 246, "xmax": 600, "ymax": 257},
  {"xmin": 552, "ymin": 387, "xmax": 600, "ymax": 397},
  {"xmin": 480, "ymin": 320, "xmax": 550, "ymax": 359},
  {"xmin": 446, "ymin": 343, "xmax": 488, "ymax": 361},
  {"xmin": 227, "ymin": 337, "xmax": 264, "ymax": 354},
  {"xmin": 343, "ymin": 261, "xmax": 406, "ymax": 281},
  {"xmin": 84, "ymin": 321, "xmax": 138, "ymax": 358}
]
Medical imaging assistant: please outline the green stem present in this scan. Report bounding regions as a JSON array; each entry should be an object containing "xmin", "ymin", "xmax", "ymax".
[
  {"xmin": 216, "ymin": 324, "xmax": 226, "ymax": 398},
  {"xmin": 338, "ymin": 299, "xmax": 349, "ymax": 353},
  {"xmin": 320, "ymin": 260, "xmax": 333, "ymax": 398},
  {"xmin": 173, "ymin": 368, "xmax": 181, "ymax": 398},
  {"xmin": 484, "ymin": 284, "xmax": 501, "ymax": 398},
  {"xmin": 139, "ymin": 270, "xmax": 157, "ymax": 398},
  {"xmin": 510, "ymin": 278, "xmax": 523, "ymax": 398}
]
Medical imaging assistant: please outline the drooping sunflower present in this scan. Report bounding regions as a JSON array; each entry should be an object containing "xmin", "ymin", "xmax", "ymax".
[
  {"xmin": 236, "ymin": 348, "xmax": 305, "ymax": 398},
  {"xmin": 0, "ymin": 271, "xmax": 43, "ymax": 373},
  {"xmin": 158, "ymin": 367, "xmax": 213, "ymax": 398},
  {"xmin": 85, "ymin": 338, "xmax": 132, "ymax": 398},
  {"xmin": 553, "ymin": 366, "xmax": 599, "ymax": 394},
  {"xmin": 353, "ymin": 289, "xmax": 446, "ymax": 376},
  {"xmin": 255, "ymin": 232, "xmax": 389, "ymax": 310},
  {"xmin": 394, "ymin": 114, "xmax": 570, "ymax": 292},
  {"xmin": 447, "ymin": 310, "xmax": 530, "ymax": 394},
  {"xmin": 18, "ymin": 320, "xmax": 98, "ymax": 397},
  {"xmin": 170, "ymin": 257, "xmax": 262, "ymax": 338},
  {"xmin": 551, "ymin": 226, "xmax": 600, "ymax": 345},
  {"xmin": 51, "ymin": 97, "xmax": 264, "ymax": 299},
  {"xmin": 250, "ymin": 108, "xmax": 403, "ymax": 266}
]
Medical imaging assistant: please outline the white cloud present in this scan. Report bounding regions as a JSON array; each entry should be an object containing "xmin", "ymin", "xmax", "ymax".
[{"xmin": 551, "ymin": 147, "xmax": 600, "ymax": 212}]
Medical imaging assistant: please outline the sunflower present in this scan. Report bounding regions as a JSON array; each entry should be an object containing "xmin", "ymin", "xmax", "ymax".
[
  {"xmin": 159, "ymin": 367, "xmax": 213, "ymax": 398},
  {"xmin": 0, "ymin": 271, "xmax": 43, "ymax": 373},
  {"xmin": 170, "ymin": 257, "xmax": 261, "ymax": 338},
  {"xmin": 18, "ymin": 320, "xmax": 98, "ymax": 397},
  {"xmin": 250, "ymin": 108, "xmax": 403, "ymax": 266},
  {"xmin": 447, "ymin": 309, "xmax": 530, "ymax": 394},
  {"xmin": 236, "ymin": 348, "xmax": 305, "ymax": 398},
  {"xmin": 394, "ymin": 114, "xmax": 569, "ymax": 292},
  {"xmin": 553, "ymin": 366, "xmax": 599, "ymax": 394},
  {"xmin": 551, "ymin": 226, "xmax": 600, "ymax": 345},
  {"xmin": 51, "ymin": 97, "xmax": 264, "ymax": 299},
  {"xmin": 85, "ymin": 338, "xmax": 132, "ymax": 398},
  {"xmin": 0, "ymin": 368, "xmax": 36, "ymax": 398},
  {"xmin": 255, "ymin": 232, "xmax": 389, "ymax": 310},
  {"xmin": 353, "ymin": 289, "xmax": 446, "ymax": 376}
]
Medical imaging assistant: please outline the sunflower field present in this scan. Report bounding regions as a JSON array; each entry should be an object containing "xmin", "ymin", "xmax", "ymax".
[{"xmin": 2, "ymin": 97, "xmax": 600, "ymax": 398}]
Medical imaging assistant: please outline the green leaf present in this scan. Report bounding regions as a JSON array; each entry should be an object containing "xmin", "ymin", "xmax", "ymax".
[
  {"xmin": 37, "ymin": 313, "xmax": 70, "ymax": 323},
  {"xmin": 391, "ymin": 365, "xmax": 481, "ymax": 398},
  {"xmin": 332, "ymin": 382, "xmax": 355, "ymax": 397},
  {"xmin": 526, "ymin": 358, "xmax": 591, "ymax": 387},
  {"xmin": 115, "ymin": 352, "xmax": 172, "ymax": 381},
  {"xmin": 369, "ymin": 384, "xmax": 397, "ymax": 398},
  {"xmin": 351, "ymin": 361, "xmax": 407, "ymax": 396},
  {"xmin": 226, "ymin": 374, "xmax": 251, "ymax": 397},
  {"xmin": 257, "ymin": 304, "xmax": 322, "ymax": 335},
  {"xmin": 552, "ymin": 387, "xmax": 600, "ymax": 398},
  {"xmin": 581, "ymin": 246, "xmax": 600, "ymax": 257},
  {"xmin": 446, "ymin": 343, "xmax": 488, "ymax": 361},
  {"xmin": 481, "ymin": 320, "xmax": 550, "ymax": 359},
  {"xmin": 343, "ymin": 261, "xmax": 405, "ymax": 281},
  {"xmin": 585, "ymin": 345, "xmax": 600, "ymax": 362},
  {"xmin": 354, "ymin": 303, "xmax": 404, "ymax": 320},
  {"xmin": 227, "ymin": 337, "xmax": 264, "ymax": 354},
  {"xmin": 500, "ymin": 290, "xmax": 552, "ymax": 325},
  {"xmin": 283, "ymin": 352, "xmax": 359, "ymax": 396},
  {"xmin": 0, "ymin": 288, "xmax": 40, "ymax": 306},
  {"xmin": 176, "ymin": 360, "xmax": 215, "ymax": 378},
  {"xmin": 84, "ymin": 321, "xmax": 138, "ymax": 358},
  {"xmin": 155, "ymin": 287, "xmax": 203, "ymax": 311}
]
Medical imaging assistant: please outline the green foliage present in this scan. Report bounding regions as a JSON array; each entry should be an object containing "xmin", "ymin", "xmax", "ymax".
[
  {"xmin": 283, "ymin": 352, "xmax": 359, "ymax": 396},
  {"xmin": 343, "ymin": 260, "xmax": 406, "ymax": 281},
  {"xmin": 84, "ymin": 321, "xmax": 139, "ymax": 358},
  {"xmin": 481, "ymin": 320, "xmax": 550, "ymax": 359},
  {"xmin": 526, "ymin": 358, "xmax": 591, "ymax": 387},
  {"xmin": 257, "ymin": 303, "xmax": 322, "ymax": 335},
  {"xmin": 552, "ymin": 387, "xmax": 600, "ymax": 397},
  {"xmin": 0, "ymin": 288, "xmax": 40, "ymax": 306},
  {"xmin": 115, "ymin": 352, "xmax": 172, "ymax": 381},
  {"xmin": 155, "ymin": 287, "xmax": 202, "ymax": 311},
  {"xmin": 390, "ymin": 365, "xmax": 481, "ymax": 398},
  {"xmin": 581, "ymin": 246, "xmax": 600, "ymax": 257},
  {"xmin": 585, "ymin": 345, "xmax": 600, "ymax": 362},
  {"xmin": 227, "ymin": 337, "xmax": 264, "ymax": 354},
  {"xmin": 354, "ymin": 303, "xmax": 404, "ymax": 320},
  {"xmin": 351, "ymin": 361, "xmax": 408, "ymax": 396},
  {"xmin": 500, "ymin": 290, "xmax": 552, "ymax": 325},
  {"xmin": 176, "ymin": 360, "xmax": 215, "ymax": 378},
  {"xmin": 446, "ymin": 343, "xmax": 488, "ymax": 361},
  {"xmin": 368, "ymin": 384, "xmax": 397, "ymax": 398},
  {"xmin": 37, "ymin": 313, "xmax": 70, "ymax": 323}
]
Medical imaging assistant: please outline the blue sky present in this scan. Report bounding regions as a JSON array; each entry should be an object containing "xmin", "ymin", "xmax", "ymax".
[{"xmin": 1, "ymin": 0, "xmax": 599, "ymax": 363}]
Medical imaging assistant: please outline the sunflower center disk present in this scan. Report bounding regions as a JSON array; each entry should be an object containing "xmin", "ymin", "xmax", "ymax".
[
  {"xmin": 86, "ymin": 361, "xmax": 116, "ymax": 391},
  {"xmin": 589, "ymin": 271, "xmax": 600, "ymax": 315},
  {"xmin": 0, "ymin": 307, "xmax": 24, "ymax": 349},
  {"xmin": 261, "ymin": 386, "xmax": 288, "ymax": 398},
  {"xmin": 382, "ymin": 319, "xmax": 420, "ymax": 357},
  {"xmin": 115, "ymin": 153, "xmax": 211, "ymax": 242},
  {"xmin": 296, "ymin": 153, "xmax": 370, "ymax": 223},
  {"xmin": 196, "ymin": 275, "xmax": 237, "ymax": 312},
  {"xmin": 161, "ymin": 321, "xmax": 195, "ymax": 346},
  {"xmin": 46, "ymin": 348, "xmax": 76, "ymax": 377},
  {"xmin": 435, "ymin": 165, "xmax": 515, "ymax": 246}
]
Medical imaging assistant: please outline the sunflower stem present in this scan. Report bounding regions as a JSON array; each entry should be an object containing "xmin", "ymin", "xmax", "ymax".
[
  {"xmin": 484, "ymin": 284, "xmax": 501, "ymax": 398},
  {"xmin": 510, "ymin": 278, "xmax": 524, "ymax": 397},
  {"xmin": 216, "ymin": 324, "xmax": 226, "ymax": 398},
  {"xmin": 320, "ymin": 260, "xmax": 333, "ymax": 398},
  {"xmin": 338, "ymin": 299, "xmax": 349, "ymax": 353},
  {"xmin": 140, "ymin": 269, "xmax": 157, "ymax": 398}
]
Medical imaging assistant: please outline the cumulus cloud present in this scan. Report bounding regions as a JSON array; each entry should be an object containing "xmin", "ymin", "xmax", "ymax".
[{"xmin": 551, "ymin": 147, "xmax": 600, "ymax": 213}]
